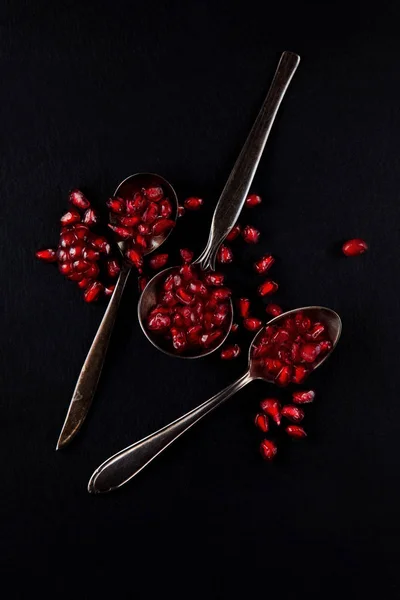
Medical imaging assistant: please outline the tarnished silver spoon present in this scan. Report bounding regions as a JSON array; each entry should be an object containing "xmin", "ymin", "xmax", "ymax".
[
  {"xmin": 88, "ymin": 306, "xmax": 342, "ymax": 494},
  {"xmin": 56, "ymin": 172, "xmax": 178, "ymax": 450}
]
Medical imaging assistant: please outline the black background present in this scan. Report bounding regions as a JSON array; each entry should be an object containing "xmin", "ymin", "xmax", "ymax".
[{"xmin": 2, "ymin": 0, "xmax": 400, "ymax": 597}]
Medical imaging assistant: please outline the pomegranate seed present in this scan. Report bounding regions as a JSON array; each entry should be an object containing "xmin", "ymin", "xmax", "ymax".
[
  {"xmin": 245, "ymin": 194, "xmax": 262, "ymax": 208},
  {"xmin": 108, "ymin": 224, "xmax": 133, "ymax": 240},
  {"xmin": 319, "ymin": 340, "xmax": 332, "ymax": 353},
  {"xmin": 73, "ymin": 224, "xmax": 90, "ymax": 241},
  {"xmin": 145, "ymin": 186, "xmax": 164, "ymax": 202},
  {"xmin": 286, "ymin": 425, "xmax": 307, "ymax": 439},
  {"xmin": 82, "ymin": 208, "xmax": 99, "ymax": 226},
  {"xmin": 237, "ymin": 298, "xmax": 251, "ymax": 318},
  {"xmin": 60, "ymin": 209, "xmax": 81, "ymax": 226},
  {"xmin": 212, "ymin": 309, "xmax": 229, "ymax": 327},
  {"xmin": 170, "ymin": 328, "xmax": 187, "ymax": 352},
  {"xmin": 263, "ymin": 359, "xmax": 284, "ymax": 375},
  {"xmin": 82, "ymin": 247, "xmax": 99, "ymax": 262},
  {"xmin": 142, "ymin": 202, "xmax": 159, "ymax": 224},
  {"xmin": 342, "ymin": 238, "xmax": 368, "ymax": 256},
  {"xmin": 119, "ymin": 215, "xmax": 140, "ymax": 227},
  {"xmin": 125, "ymin": 248, "xmax": 143, "ymax": 272},
  {"xmin": 292, "ymin": 390, "xmax": 315, "ymax": 404},
  {"xmin": 138, "ymin": 276, "xmax": 148, "ymax": 292},
  {"xmin": 77, "ymin": 277, "xmax": 92, "ymax": 289},
  {"xmin": 292, "ymin": 365, "xmax": 309, "ymax": 384},
  {"xmin": 73, "ymin": 259, "xmax": 92, "ymax": 273},
  {"xmin": 175, "ymin": 287, "xmax": 194, "ymax": 305},
  {"xmin": 220, "ymin": 344, "xmax": 241, "ymax": 360},
  {"xmin": 180, "ymin": 248, "xmax": 194, "ymax": 263},
  {"xmin": 184, "ymin": 196, "xmax": 203, "ymax": 210},
  {"xmin": 149, "ymin": 253, "xmax": 169, "ymax": 270},
  {"xmin": 67, "ymin": 272, "xmax": 85, "ymax": 282},
  {"xmin": 69, "ymin": 189, "xmax": 90, "ymax": 210},
  {"xmin": 177, "ymin": 206, "xmax": 185, "ymax": 217},
  {"xmin": 258, "ymin": 280, "xmax": 278, "ymax": 297},
  {"xmin": 152, "ymin": 219, "xmax": 175, "ymax": 236},
  {"xmin": 106, "ymin": 259, "xmax": 121, "ymax": 278},
  {"xmin": 272, "ymin": 329, "xmax": 290, "ymax": 344},
  {"xmin": 59, "ymin": 230, "xmax": 77, "ymax": 248},
  {"xmin": 68, "ymin": 243, "xmax": 86, "ymax": 260},
  {"xmin": 91, "ymin": 236, "xmax": 111, "ymax": 254},
  {"xmin": 35, "ymin": 248, "xmax": 57, "ymax": 263},
  {"xmin": 107, "ymin": 197, "xmax": 125, "ymax": 214},
  {"xmin": 58, "ymin": 262, "xmax": 74, "ymax": 276},
  {"xmin": 254, "ymin": 254, "xmax": 275, "ymax": 275},
  {"xmin": 260, "ymin": 439, "xmax": 277, "ymax": 461},
  {"xmin": 230, "ymin": 323, "xmax": 239, "ymax": 333},
  {"xmin": 56, "ymin": 248, "xmax": 68, "ymax": 262},
  {"xmin": 265, "ymin": 303, "xmax": 282, "ymax": 317},
  {"xmin": 180, "ymin": 264, "xmax": 194, "ymax": 281},
  {"xmin": 147, "ymin": 312, "xmax": 171, "ymax": 331},
  {"xmin": 290, "ymin": 342, "xmax": 300, "ymax": 362},
  {"xmin": 309, "ymin": 322, "xmax": 325, "ymax": 340},
  {"xmin": 132, "ymin": 191, "xmax": 147, "ymax": 212},
  {"xmin": 217, "ymin": 244, "xmax": 233, "ymax": 264},
  {"xmin": 83, "ymin": 281, "xmax": 104, "ymax": 303},
  {"xmin": 189, "ymin": 280, "xmax": 208, "ymax": 296},
  {"xmin": 260, "ymin": 398, "xmax": 281, "ymax": 425},
  {"xmin": 200, "ymin": 330, "xmax": 223, "ymax": 349},
  {"xmin": 243, "ymin": 317, "xmax": 262, "ymax": 331},
  {"xmin": 242, "ymin": 225, "xmax": 260, "ymax": 244},
  {"xmin": 276, "ymin": 365, "xmax": 292, "ymax": 387},
  {"xmin": 226, "ymin": 224, "xmax": 241, "ymax": 242},
  {"xmin": 204, "ymin": 272, "xmax": 224, "ymax": 286},
  {"xmin": 187, "ymin": 325, "xmax": 203, "ymax": 345},
  {"xmin": 135, "ymin": 234, "xmax": 148, "ymax": 249},
  {"xmin": 211, "ymin": 287, "xmax": 231, "ymax": 301},
  {"xmin": 300, "ymin": 343, "xmax": 321, "ymax": 363},
  {"xmin": 160, "ymin": 199, "xmax": 173, "ymax": 218},
  {"xmin": 254, "ymin": 413, "xmax": 269, "ymax": 432},
  {"xmin": 281, "ymin": 405, "xmax": 304, "ymax": 423},
  {"xmin": 104, "ymin": 285, "xmax": 115, "ymax": 297}
]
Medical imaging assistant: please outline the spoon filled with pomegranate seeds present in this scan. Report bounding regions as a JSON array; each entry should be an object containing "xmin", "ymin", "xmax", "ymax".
[
  {"xmin": 139, "ymin": 51, "xmax": 300, "ymax": 358},
  {"xmin": 56, "ymin": 173, "xmax": 178, "ymax": 450},
  {"xmin": 88, "ymin": 306, "xmax": 341, "ymax": 493}
]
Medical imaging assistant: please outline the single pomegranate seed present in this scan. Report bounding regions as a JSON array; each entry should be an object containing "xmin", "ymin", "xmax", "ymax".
[
  {"xmin": 175, "ymin": 287, "xmax": 194, "ymax": 305},
  {"xmin": 319, "ymin": 340, "xmax": 332, "ymax": 353},
  {"xmin": 189, "ymin": 280, "xmax": 208, "ymax": 296},
  {"xmin": 286, "ymin": 425, "xmax": 307, "ymax": 439},
  {"xmin": 254, "ymin": 413, "xmax": 269, "ymax": 432},
  {"xmin": 68, "ymin": 242, "xmax": 85, "ymax": 259},
  {"xmin": 258, "ymin": 280, "xmax": 278, "ymax": 297},
  {"xmin": 73, "ymin": 259, "xmax": 92, "ymax": 273},
  {"xmin": 290, "ymin": 342, "xmax": 300, "ymax": 362},
  {"xmin": 149, "ymin": 253, "xmax": 169, "ymax": 270},
  {"xmin": 73, "ymin": 224, "xmax": 90, "ymax": 241},
  {"xmin": 230, "ymin": 323, "xmax": 239, "ymax": 333},
  {"xmin": 82, "ymin": 208, "xmax": 98, "ymax": 226},
  {"xmin": 132, "ymin": 191, "xmax": 147, "ymax": 212},
  {"xmin": 108, "ymin": 224, "xmax": 133, "ymax": 240},
  {"xmin": 211, "ymin": 287, "xmax": 231, "ymax": 301},
  {"xmin": 243, "ymin": 317, "xmax": 262, "ymax": 331},
  {"xmin": 260, "ymin": 439, "xmax": 277, "ymax": 461},
  {"xmin": 177, "ymin": 206, "xmax": 185, "ymax": 217},
  {"xmin": 292, "ymin": 390, "xmax": 315, "ymax": 404},
  {"xmin": 77, "ymin": 277, "xmax": 92, "ymax": 289},
  {"xmin": 184, "ymin": 196, "xmax": 203, "ymax": 210},
  {"xmin": 226, "ymin": 224, "xmax": 241, "ymax": 241},
  {"xmin": 69, "ymin": 189, "xmax": 90, "ymax": 210},
  {"xmin": 59, "ymin": 230, "xmax": 77, "ymax": 248},
  {"xmin": 147, "ymin": 312, "xmax": 171, "ymax": 331},
  {"xmin": 342, "ymin": 238, "xmax": 368, "ymax": 256},
  {"xmin": 106, "ymin": 258, "xmax": 121, "ymax": 278},
  {"xmin": 58, "ymin": 262, "xmax": 74, "ymax": 276},
  {"xmin": 220, "ymin": 344, "xmax": 241, "ymax": 360},
  {"xmin": 180, "ymin": 264, "xmax": 194, "ymax": 281},
  {"xmin": 260, "ymin": 398, "xmax": 281, "ymax": 425},
  {"xmin": 276, "ymin": 365, "xmax": 292, "ymax": 387},
  {"xmin": 254, "ymin": 254, "xmax": 275, "ymax": 275},
  {"xmin": 242, "ymin": 225, "xmax": 260, "ymax": 244},
  {"xmin": 204, "ymin": 272, "xmax": 224, "ymax": 286},
  {"xmin": 265, "ymin": 303, "xmax": 282, "ymax": 317},
  {"xmin": 36, "ymin": 248, "xmax": 57, "ymax": 263},
  {"xmin": 200, "ymin": 330, "xmax": 223, "ymax": 349},
  {"xmin": 138, "ymin": 276, "xmax": 148, "ymax": 292},
  {"xmin": 60, "ymin": 209, "xmax": 81, "ymax": 226},
  {"xmin": 118, "ymin": 215, "xmax": 140, "ymax": 227},
  {"xmin": 170, "ymin": 328, "xmax": 187, "ymax": 352},
  {"xmin": 152, "ymin": 219, "xmax": 175, "ymax": 236},
  {"xmin": 125, "ymin": 248, "xmax": 143, "ymax": 272},
  {"xmin": 56, "ymin": 248, "xmax": 68, "ymax": 262},
  {"xmin": 145, "ymin": 186, "xmax": 164, "ymax": 202},
  {"xmin": 263, "ymin": 358, "xmax": 283, "ymax": 375},
  {"xmin": 217, "ymin": 244, "xmax": 233, "ymax": 264},
  {"xmin": 91, "ymin": 236, "xmax": 111, "ymax": 254},
  {"xmin": 281, "ymin": 405, "xmax": 304, "ymax": 423},
  {"xmin": 187, "ymin": 325, "xmax": 203, "ymax": 345},
  {"xmin": 308, "ymin": 322, "xmax": 325, "ymax": 340},
  {"xmin": 300, "ymin": 343, "xmax": 321, "ymax": 363},
  {"xmin": 245, "ymin": 194, "xmax": 262, "ymax": 208},
  {"xmin": 142, "ymin": 202, "xmax": 159, "ymax": 224},
  {"xmin": 272, "ymin": 329, "xmax": 290, "ymax": 344},
  {"xmin": 67, "ymin": 271, "xmax": 85, "ymax": 281},
  {"xmin": 292, "ymin": 365, "xmax": 309, "ymax": 384},
  {"xmin": 135, "ymin": 223, "xmax": 150, "ymax": 235},
  {"xmin": 160, "ymin": 199, "xmax": 173, "ymax": 218},
  {"xmin": 107, "ymin": 197, "xmax": 125, "ymax": 214},
  {"xmin": 212, "ymin": 308, "xmax": 229, "ymax": 327},
  {"xmin": 135, "ymin": 234, "xmax": 148, "ymax": 249},
  {"xmin": 237, "ymin": 298, "xmax": 251, "ymax": 318},
  {"xmin": 82, "ymin": 247, "xmax": 100, "ymax": 262},
  {"xmin": 104, "ymin": 285, "xmax": 115, "ymax": 297},
  {"xmin": 83, "ymin": 280, "xmax": 103, "ymax": 302},
  {"xmin": 180, "ymin": 248, "xmax": 194, "ymax": 263}
]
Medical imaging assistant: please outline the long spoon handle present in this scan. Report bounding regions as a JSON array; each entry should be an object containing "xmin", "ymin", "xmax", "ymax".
[
  {"xmin": 88, "ymin": 371, "xmax": 253, "ymax": 493},
  {"xmin": 197, "ymin": 51, "xmax": 300, "ymax": 271}
]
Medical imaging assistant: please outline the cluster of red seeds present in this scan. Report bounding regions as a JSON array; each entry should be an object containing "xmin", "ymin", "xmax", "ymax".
[{"xmin": 36, "ymin": 190, "xmax": 120, "ymax": 302}]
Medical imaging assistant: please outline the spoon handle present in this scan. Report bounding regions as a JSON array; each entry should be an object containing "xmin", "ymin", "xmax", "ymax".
[
  {"xmin": 197, "ymin": 51, "xmax": 300, "ymax": 271},
  {"xmin": 56, "ymin": 262, "xmax": 131, "ymax": 450},
  {"xmin": 88, "ymin": 371, "xmax": 253, "ymax": 493}
]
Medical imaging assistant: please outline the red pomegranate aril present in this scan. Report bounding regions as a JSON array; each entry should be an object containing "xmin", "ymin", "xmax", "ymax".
[
  {"xmin": 292, "ymin": 389, "xmax": 315, "ymax": 404},
  {"xmin": 254, "ymin": 254, "xmax": 275, "ymax": 275},
  {"xmin": 260, "ymin": 398, "xmax": 281, "ymax": 425},
  {"xmin": 107, "ymin": 197, "xmax": 125, "ymax": 214},
  {"xmin": 265, "ymin": 303, "xmax": 282, "ymax": 317},
  {"xmin": 56, "ymin": 248, "xmax": 68, "ymax": 262},
  {"xmin": 275, "ymin": 365, "xmax": 292, "ymax": 387},
  {"xmin": 147, "ymin": 312, "xmax": 171, "ymax": 331},
  {"xmin": 237, "ymin": 298, "xmax": 251, "ymax": 318},
  {"xmin": 243, "ymin": 317, "xmax": 262, "ymax": 331},
  {"xmin": 342, "ymin": 238, "xmax": 368, "ymax": 256},
  {"xmin": 226, "ymin": 224, "xmax": 241, "ymax": 241},
  {"xmin": 73, "ymin": 224, "xmax": 90, "ymax": 241},
  {"xmin": 203, "ymin": 312, "xmax": 214, "ymax": 331},
  {"xmin": 200, "ymin": 330, "xmax": 223, "ymax": 348},
  {"xmin": 242, "ymin": 225, "xmax": 260, "ymax": 244},
  {"xmin": 272, "ymin": 329, "xmax": 290, "ymax": 345},
  {"xmin": 60, "ymin": 209, "xmax": 81, "ymax": 226},
  {"xmin": 85, "ymin": 263, "xmax": 100, "ymax": 279},
  {"xmin": 230, "ymin": 323, "xmax": 239, "ymax": 333},
  {"xmin": 125, "ymin": 248, "xmax": 143, "ymax": 272},
  {"xmin": 82, "ymin": 208, "xmax": 98, "ymax": 226},
  {"xmin": 77, "ymin": 277, "xmax": 92, "ymax": 289},
  {"xmin": 189, "ymin": 280, "xmax": 208, "ymax": 296},
  {"xmin": 142, "ymin": 202, "xmax": 159, "ymax": 224},
  {"xmin": 108, "ymin": 224, "xmax": 133, "ymax": 240},
  {"xmin": 258, "ymin": 279, "xmax": 278, "ymax": 297},
  {"xmin": 83, "ymin": 281, "xmax": 104, "ymax": 303},
  {"xmin": 82, "ymin": 247, "xmax": 100, "ymax": 262},
  {"xmin": 245, "ymin": 194, "xmax": 262, "ymax": 208},
  {"xmin": 104, "ymin": 285, "xmax": 115, "ymax": 297},
  {"xmin": 260, "ymin": 439, "xmax": 277, "ymax": 461},
  {"xmin": 135, "ymin": 234, "xmax": 147, "ymax": 249},
  {"xmin": 300, "ymin": 343, "xmax": 321, "ymax": 363},
  {"xmin": 73, "ymin": 259, "xmax": 91, "ymax": 273},
  {"xmin": 184, "ymin": 196, "xmax": 203, "ymax": 210},
  {"xmin": 187, "ymin": 325, "xmax": 203, "ymax": 345},
  {"xmin": 36, "ymin": 248, "xmax": 57, "ymax": 263},
  {"xmin": 152, "ymin": 219, "xmax": 175, "ymax": 236},
  {"xmin": 180, "ymin": 248, "xmax": 194, "ymax": 263},
  {"xmin": 292, "ymin": 365, "xmax": 309, "ymax": 384},
  {"xmin": 319, "ymin": 340, "xmax": 332, "ymax": 353},
  {"xmin": 59, "ymin": 230, "xmax": 77, "ymax": 248},
  {"xmin": 106, "ymin": 258, "xmax": 121, "ymax": 278},
  {"xmin": 211, "ymin": 287, "xmax": 231, "ymax": 301},
  {"xmin": 175, "ymin": 287, "xmax": 194, "ymax": 305},
  {"xmin": 145, "ymin": 186, "xmax": 164, "ymax": 202},
  {"xmin": 177, "ymin": 206, "xmax": 185, "ymax": 217},
  {"xmin": 204, "ymin": 272, "xmax": 224, "ymax": 286},
  {"xmin": 281, "ymin": 405, "xmax": 305, "ymax": 423},
  {"xmin": 286, "ymin": 425, "xmax": 307, "ymax": 439},
  {"xmin": 67, "ymin": 272, "xmax": 85, "ymax": 282},
  {"xmin": 217, "ymin": 244, "xmax": 233, "ymax": 264},
  {"xmin": 120, "ymin": 215, "xmax": 141, "ymax": 227},
  {"xmin": 132, "ymin": 191, "xmax": 147, "ymax": 212},
  {"xmin": 212, "ymin": 309, "xmax": 229, "ymax": 327},
  {"xmin": 180, "ymin": 264, "xmax": 194, "ymax": 281},
  {"xmin": 92, "ymin": 236, "xmax": 111, "ymax": 254},
  {"xmin": 58, "ymin": 262, "xmax": 74, "ymax": 276},
  {"xmin": 138, "ymin": 276, "xmax": 148, "ymax": 292},
  {"xmin": 163, "ymin": 274, "xmax": 175, "ymax": 291},
  {"xmin": 171, "ymin": 328, "xmax": 187, "ymax": 352},
  {"xmin": 68, "ymin": 243, "xmax": 86, "ymax": 260},
  {"xmin": 290, "ymin": 342, "xmax": 300, "ymax": 362},
  {"xmin": 149, "ymin": 253, "xmax": 169, "ymax": 270},
  {"xmin": 220, "ymin": 344, "xmax": 241, "ymax": 360},
  {"xmin": 160, "ymin": 199, "xmax": 173, "ymax": 218},
  {"xmin": 254, "ymin": 413, "xmax": 269, "ymax": 432},
  {"xmin": 309, "ymin": 322, "xmax": 325, "ymax": 340},
  {"xmin": 193, "ymin": 300, "xmax": 205, "ymax": 319},
  {"xmin": 69, "ymin": 189, "xmax": 90, "ymax": 210}
]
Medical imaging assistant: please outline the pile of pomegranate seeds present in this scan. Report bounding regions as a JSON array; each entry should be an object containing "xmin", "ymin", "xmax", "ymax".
[
  {"xmin": 145, "ymin": 251, "xmax": 232, "ymax": 354},
  {"xmin": 107, "ymin": 185, "xmax": 175, "ymax": 272},
  {"xmin": 342, "ymin": 238, "xmax": 368, "ymax": 256},
  {"xmin": 36, "ymin": 189, "xmax": 120, "ymax": 302}
]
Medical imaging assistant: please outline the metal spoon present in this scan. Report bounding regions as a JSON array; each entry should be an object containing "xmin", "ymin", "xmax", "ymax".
[
  {"xmin": 56, "ymin": 173, "xmax": 178, "ymax": 450},
  {"xmin": 88, "ymin": 306, "xmax": 342, "ymax": 494},
  {"xmin": 138, "ymin": 50, "xmax": 300, "ymax": 359}
]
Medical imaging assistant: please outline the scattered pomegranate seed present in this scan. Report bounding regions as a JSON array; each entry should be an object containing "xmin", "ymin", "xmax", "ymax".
[
  {"xmin": 260, "ymin": 398, "xmax": 281, "ymax": 425},
  {"xmin": 106, "ymin": 259, "xmax": 121, "ymax": 278},
  {"xmin": 82, "ymin": 208, "xmax": 99, "ymax": 226},
  {"xmin": 242, "ymin": 225, "xmax": 260, "ymax": 244},
  {"xmin": 300, "ymin": 343, "xmax": 321, "ymax": 363},
  {"xmin": 104, "ymin": 285, "xmax": 115, "ymax": 297},
  {"xmin": 204, "ymin": 272, "xmax": 224, "ymax": 286},
  {"xmin": 245, "ymin": 194, "xmax": 262, "ymax": 208},
  {"xmin": 258, "ymin": 279, "xmax": 278, "ymax": 297},
  {"xmin": 171, "ymin": 328, "xmax": 188, "ymax": 352},
  {"xmin": 184, "ymin": 196, "xmax": 203, "ymax": 210},
  {"xmin": 342, "ymin": 238, "xmax": 368, "ymax": 256},
  {"xmin": 138, "ymin": 276, "xmax": 148, "ymax": 292},
  {"xmin": 230, "ymin": 323, "xmax": 239, "ymax": 333},
  {"xmin": 292, "ymin": 365, "xmax": 309, "ymax": 384},
  {"xmin": 60, "ymin": 209, "xmax": 81, "ymax": 226},
  {"xmin": 319, "ymin": 340, "xmax": 332, "ymax": 353},
  {"xmin": 281, "ymin": 405, "xmax": 304, "ymax": 423},
  {"xmin": 91, "ymin": 236, "xmax": 110, "ymax": 254},
  {"xmin": 73, "ymin": 224, "xmax": 90, "ymax": 241},
  {"xmin": 83, "ymin": 281, "xmax": 104, "ymax": 303},
  {"xmin": 177, "ymin": 206, "xmax": 185, "ymax": 217},
  {"xmin": 149, "ymin": 253, "xmax": 169, "ymax": 270},
  {"xmin": 286, "ymin": 425, "xmax": 307, "ymax": 439},
  {"xmin": 292, "ymin": 390, "xmax": 315, "ymax": 404},
  {"xmin": 125, "ymin": 248, "xmax": 143, "ymax": 272},
  {"xmin": 107, "ymin": 197, "xmax": 125, "ymax": 214},
  {"xmin": 58, "ymin": 262, "xmax": 74, "ymax": 276},
  {"xmin": 180, "ymin": 248, "xmax": 194, "ymax": 263},
  {"xmin": 152, "ymin": 219, "xmax": 175, "ymax": 236},
  {"xmin": 59, "ymin": 230, "xmax": 77, "ymax": 248},
  {"xmin": 217, "ymin": 244, "xmax": 233, "ymax": 264},
  {"xmin": 77, "ymin": 278, "xmax": 92, "ymax": 289},
  {"xmin": 265, "ymin": 303, "xmax": 282, "ymax": 317},
  {"xmin": 69, "ymin": 189, "xmax": 90, "ymax": 210},
  {"xmin": 82, "ymin": 247, "xmax": 100, "ymax": 262},
  {"xmin": 107, "ymin": 224, "xmax": 133, "ymax": 240},
  {"xmin": 243, "ymin": 317, "xmax": 262, "ymax": 331},
  {"xmin": 148, "ymin": 312, "xmax": 171, "ymax": 331},
  {"xmin": 145, "ymin": 186, "xmax": 164, "ymax": 202},
  {"xmin": 255, "ymin": 413, "xmax": 269, "ymax": 432},
  {"xmin": 260, "ymin": 439, "xmax": 277, "ymax": 461},
  {"xmin": 237, "ymin": 298, "xmax": 251, "ymax": 318},
  {"xmin": 220, "ymin": 344, "xmax": 241, "ymax": 360},
  {"xmin": 142, "ymin": 202, "xmax": 159, "ymax": 224},
  {"xmin": 254, "ymin": 254, "xmax": 275, "ymax": 275},
  {"xmin": 35, "ymin": 248, "xmax": 57, "ymax": 263},
  {"xmin": 226, "ymin": 224, "xmax": 241, "ymax": 241}
]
